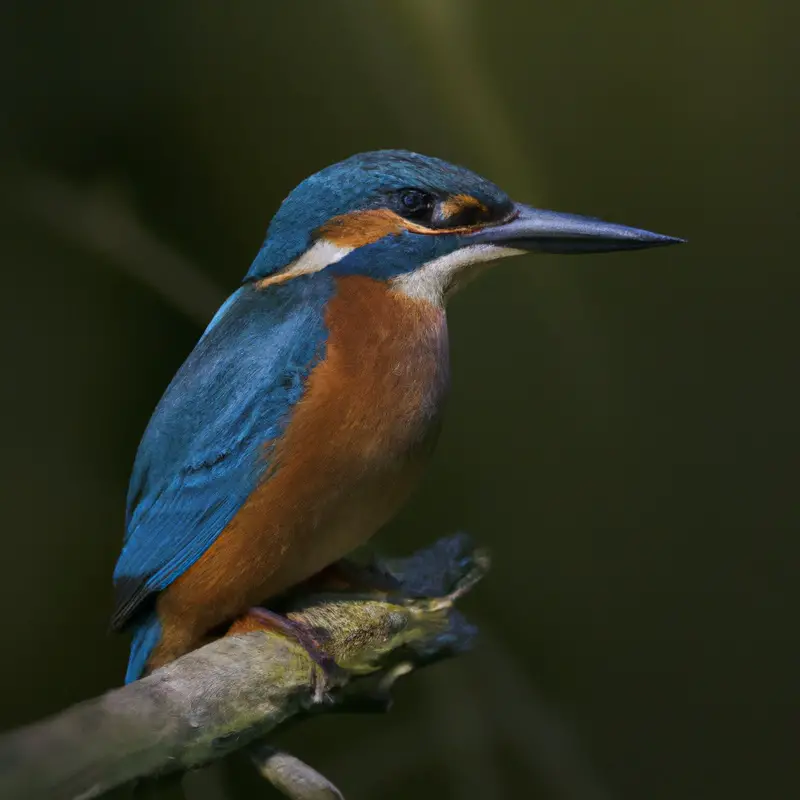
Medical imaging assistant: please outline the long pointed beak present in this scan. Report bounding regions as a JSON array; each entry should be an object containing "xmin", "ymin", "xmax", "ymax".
[{"xmin": 467, "ymin": 203, "xmax": 685, "ymax": 254}]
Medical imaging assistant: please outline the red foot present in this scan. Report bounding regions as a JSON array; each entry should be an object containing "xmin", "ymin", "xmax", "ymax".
[{"xmin": 228, "ymin": 607, "xmax": 336, "ymax": 701}]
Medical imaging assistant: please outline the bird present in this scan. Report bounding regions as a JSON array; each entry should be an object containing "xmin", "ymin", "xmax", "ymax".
[{"xmin": 112, "ymin": 149, "xmax": 683, "ymax": 683}]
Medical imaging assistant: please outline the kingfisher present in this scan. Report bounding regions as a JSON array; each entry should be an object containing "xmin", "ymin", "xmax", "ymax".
[{"xmin": 112, "ymin": 150, "xmax": 682, "ymax": 683}]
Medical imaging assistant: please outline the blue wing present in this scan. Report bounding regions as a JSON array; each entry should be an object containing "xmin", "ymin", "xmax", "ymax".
[{"xmin": 111, "ymin": 276, "xmax": 333, "ymax": 630}]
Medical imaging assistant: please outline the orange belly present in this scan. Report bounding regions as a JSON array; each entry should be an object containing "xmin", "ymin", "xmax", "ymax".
[{"xmin": 150, "ymin": 275, "xmax": 449, "ymax": 668}]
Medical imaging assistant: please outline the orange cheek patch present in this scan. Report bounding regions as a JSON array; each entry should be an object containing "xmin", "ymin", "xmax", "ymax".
[
  {"xmin": 438, "ymin": 194, "xmax": 489, "ymax": 223},
  {"xmin": 317, "ymin": 209, "xmax": 409, "ymax": 248}
]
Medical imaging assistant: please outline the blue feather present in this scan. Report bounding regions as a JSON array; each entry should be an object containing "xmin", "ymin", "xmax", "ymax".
[
  {"xmin": 112, "ymin": 275, "xmax": 334, "ymax": 644},
  {"xmin": 329, "ymin": 229, "xmax": 463, "ymax": 282},
  {"xmin": 125, "ymin": 611, "xmax": 162, "ymax": 683}
]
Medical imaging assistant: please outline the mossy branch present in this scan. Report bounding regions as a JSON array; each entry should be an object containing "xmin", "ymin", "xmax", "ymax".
[{"xmin": 0, "ymin": 535, "xmax": 488, "ymax": 800}]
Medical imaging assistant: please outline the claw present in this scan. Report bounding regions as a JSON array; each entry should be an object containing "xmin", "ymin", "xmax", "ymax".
[{"xmin": 230, "ymin": 607, "xmax": 337, "ymax": 703}]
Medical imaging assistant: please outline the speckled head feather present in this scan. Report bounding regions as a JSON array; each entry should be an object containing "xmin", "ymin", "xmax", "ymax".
[{"xmin": 246, "ymin": 150, "xmax": 512, "ymax": 280}]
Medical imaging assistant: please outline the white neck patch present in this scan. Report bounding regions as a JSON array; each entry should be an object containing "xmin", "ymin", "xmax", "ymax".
[
  {"xmin": 390, "ymin": 244, "xmax": 526, "ymax": 305},
  {"xmin": 259, "ymin": 239, "xmax": 353, "ymax": 286}
]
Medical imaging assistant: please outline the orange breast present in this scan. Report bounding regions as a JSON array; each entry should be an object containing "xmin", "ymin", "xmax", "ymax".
[{"xmin": 153, "ymin": 275, "xmax": 449, "ymax": 663}]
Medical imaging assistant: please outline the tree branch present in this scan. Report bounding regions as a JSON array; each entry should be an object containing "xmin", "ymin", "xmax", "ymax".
[{"xmin": 0, "ymin": 535, "xmax": 488, "ymax": 800}]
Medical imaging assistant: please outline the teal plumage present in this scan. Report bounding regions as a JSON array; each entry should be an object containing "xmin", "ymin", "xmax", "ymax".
[{"xmin": 113, "ymin": 276, "xmax": 333, "ymax": 679}]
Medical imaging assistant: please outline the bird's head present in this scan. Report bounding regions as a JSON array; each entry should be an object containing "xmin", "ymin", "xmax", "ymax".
[{"xmin": 247, "ymin": 150, "xmax": 683, "ymax": 302}]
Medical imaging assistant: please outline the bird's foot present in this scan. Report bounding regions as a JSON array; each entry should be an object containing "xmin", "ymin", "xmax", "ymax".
[{"xmin": 227, "ymin": 608, "xmax": 337, "ymax": 703}]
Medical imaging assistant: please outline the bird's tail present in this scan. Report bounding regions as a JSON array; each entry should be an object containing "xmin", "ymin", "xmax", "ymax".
[{"xmin": 125, "ymin": 610, "xmax": 162, "ymax": 684}]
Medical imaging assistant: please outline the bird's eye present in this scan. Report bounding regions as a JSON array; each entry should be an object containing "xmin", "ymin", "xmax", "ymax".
[{"xmin": 397, "ymin": 189, "xmax": 435, "ymax": 222}]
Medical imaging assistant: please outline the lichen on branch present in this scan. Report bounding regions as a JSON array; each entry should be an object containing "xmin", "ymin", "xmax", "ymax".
[{"xmin": 0, "ymin": 535, "xmax": 488, "ymax": 800}]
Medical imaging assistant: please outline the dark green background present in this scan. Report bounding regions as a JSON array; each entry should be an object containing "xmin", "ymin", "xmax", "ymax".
[{"xmin": 0, "ymin": 2, "xmax": 796, "ymax": 798}]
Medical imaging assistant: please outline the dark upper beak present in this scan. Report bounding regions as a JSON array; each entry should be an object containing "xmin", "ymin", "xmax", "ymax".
[{"xmin": 466, "ymin": 203, "xmax": 685, "ymax": 254}]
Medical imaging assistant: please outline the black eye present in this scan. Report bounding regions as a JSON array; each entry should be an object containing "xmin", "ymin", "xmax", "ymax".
[{"xmin": 397, "ymin": 189, "xmax": 434, "ymax": 222}]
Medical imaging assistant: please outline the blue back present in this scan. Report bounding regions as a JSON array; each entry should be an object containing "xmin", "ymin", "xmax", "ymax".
[{"xmin": 112, "ymin": 276, "xmax": 334, "ymax": 632}]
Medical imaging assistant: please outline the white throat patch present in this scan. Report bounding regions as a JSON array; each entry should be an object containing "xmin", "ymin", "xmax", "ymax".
[{"xmin": 390, "ymin": 244, "xmax": 525, "ymax": 305}]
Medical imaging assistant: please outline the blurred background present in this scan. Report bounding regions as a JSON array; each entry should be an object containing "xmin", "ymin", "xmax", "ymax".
[{"xmin": 0, "ymin": 1, "xmax": 796, "ymax": 798}]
